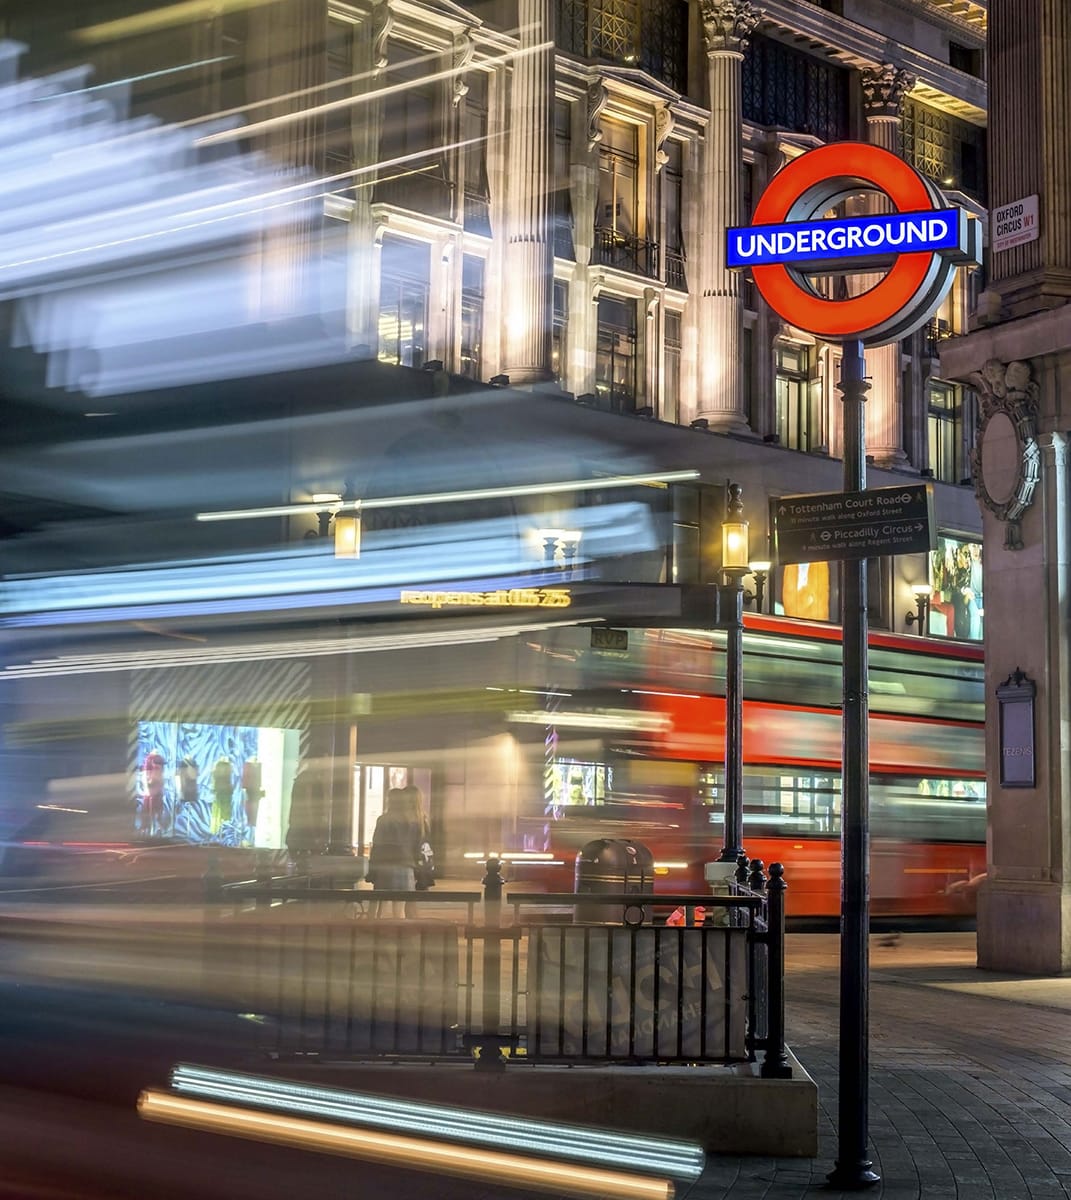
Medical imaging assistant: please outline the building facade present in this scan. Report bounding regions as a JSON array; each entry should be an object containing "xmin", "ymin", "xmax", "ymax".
[{"xmin": 0, "ymin": 1, "xmax": 993, "ymax": 879}]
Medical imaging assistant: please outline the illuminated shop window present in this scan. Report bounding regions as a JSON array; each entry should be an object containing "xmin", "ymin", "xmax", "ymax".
[
  {"xmin": 930, "ymin": 535, "xmax": 984, "ymax": 640},
  {"xmin": 927, "ymin": 380, "xmax": 964, "ymax": 484},
  {"xmin": 595, "ymin": 295, "xmax": 638, "ymax": 412},
  {"xmin": 777, "ymin": 560, "xmax": 832, "ymax": 622},
  {"xmin": 459, "ymin": 255, "xmax": 484, "ymax": 380},
  {"xmin": 378, "ymin": 237, "xmax": 429, "ymax": 368},
  {"xmin": 775, "ymin": 341, "xmax": 821, "ymax": 452}
]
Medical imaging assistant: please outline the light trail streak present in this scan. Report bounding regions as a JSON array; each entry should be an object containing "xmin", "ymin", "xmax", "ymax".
[{"xmin": 137, "ymin": 1089, "xmax": 675, "ymax": 1200}]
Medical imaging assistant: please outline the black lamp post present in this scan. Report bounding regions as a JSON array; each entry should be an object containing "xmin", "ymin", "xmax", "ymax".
[{"xmin": 717, "ymin": 482, "xmax": 749, "ymax": 864}]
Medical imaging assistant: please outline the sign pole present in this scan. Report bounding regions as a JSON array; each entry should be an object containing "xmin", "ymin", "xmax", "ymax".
[{"xmin": 829, "ymin": 339, "xmax": 880, "ymax": 1189}]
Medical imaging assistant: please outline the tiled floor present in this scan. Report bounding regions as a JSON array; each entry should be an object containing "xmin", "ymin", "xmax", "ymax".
[{"xmin": 690, "ymin": 933, "xmax": 1071, "ymax": 1199}]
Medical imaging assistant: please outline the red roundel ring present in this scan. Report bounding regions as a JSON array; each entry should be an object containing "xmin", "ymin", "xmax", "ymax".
[{"xmin": 749, "ymin": 142, "xmax": 943, "ymax": 343}]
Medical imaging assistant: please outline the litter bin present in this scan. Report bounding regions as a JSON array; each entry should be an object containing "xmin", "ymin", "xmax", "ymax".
[{"xmin": 574, "ymin": 838, "xmax": 653, "ymax": 924}]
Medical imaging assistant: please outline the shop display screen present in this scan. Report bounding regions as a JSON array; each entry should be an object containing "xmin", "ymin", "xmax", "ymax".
[{"xmin": 136, "ymin": 720, "xmax": 300, "ymax": 848}]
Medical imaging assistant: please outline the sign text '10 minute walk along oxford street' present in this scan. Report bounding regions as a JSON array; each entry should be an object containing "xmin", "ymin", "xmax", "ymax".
[{"xmin": 771, "ymin": 484, "xmax": 935, "ymax": 565}]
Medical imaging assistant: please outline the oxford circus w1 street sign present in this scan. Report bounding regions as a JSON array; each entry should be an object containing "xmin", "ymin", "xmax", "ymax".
[{"xmin": 726, "ymin": 141, "xmax": 981, "ymax": 345}]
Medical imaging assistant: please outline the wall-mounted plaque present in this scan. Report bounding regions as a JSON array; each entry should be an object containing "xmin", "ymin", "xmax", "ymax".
[{"xmin": 997, "ymin": 667, "xmax": 1036, "ymax": 788}]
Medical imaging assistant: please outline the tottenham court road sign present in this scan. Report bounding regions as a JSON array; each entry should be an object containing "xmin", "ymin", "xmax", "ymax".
[
  {"xmin": 726, "ymin": 142, "xmax": 980, "ymax": 346},
  {"xmin": 771, "ymin": 484, "xmax": 935, "ymax": 565}
]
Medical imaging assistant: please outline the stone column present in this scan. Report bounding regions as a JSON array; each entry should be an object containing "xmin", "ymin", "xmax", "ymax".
[
  {"xmin": 695, "ymin": 0, "xmax": 759, "ymax": 433},
  {"xmin": 502, "ymin": 0, "xmax": 554, "ymax": 384},
  {"xmin": 347, "ymin": 0, "xmax": 391, "ymax": 354},
  {"xmin": 970, "ymin": 359, "xmax": 1071, "ymax": 975},
  {"xmin": 247, "ymin": 0, "xmax": 328, "ymax": 317},
  {"xmin": 859, "ymin": 63, "xmax": 914, "ymax": 469}
]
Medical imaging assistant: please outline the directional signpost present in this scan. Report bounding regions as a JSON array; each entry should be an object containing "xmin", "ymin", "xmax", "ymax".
[{"xmin": 771, "ymin": 483, "xmax": 934, "ymax": 565}]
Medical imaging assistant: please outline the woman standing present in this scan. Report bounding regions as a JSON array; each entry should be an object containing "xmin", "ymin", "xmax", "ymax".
[{"xmin": 368, "ymin": 787, "xmax": 422, "ymax": 918}]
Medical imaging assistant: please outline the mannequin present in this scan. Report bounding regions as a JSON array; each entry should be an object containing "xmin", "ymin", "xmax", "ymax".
[
  {"xmin": 177, "ymin": 757, "xmax": 200, "ymax": 840},
  {"xmin": 241, "ymin": 757, "xmax": 263, "ymax": 845},
  {"xmin": 140, "ymin": 751, "xmax": 166, "ymax": 838},
  {"xmin": 211, "ymin": 756, "xmax": 234, "ymax": 836}
]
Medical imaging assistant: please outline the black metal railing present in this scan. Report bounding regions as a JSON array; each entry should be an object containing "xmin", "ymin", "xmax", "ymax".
[
  {"xmin": 664, "ymin": 247, "xmax": 687, "ymax": 291},
  {"xmin": 923, "ymin": 318, "xmax": 952, "ymax": 358},
  {"xmin": 592, "ymin": 226, "xmax": 660, "ymax": 279},
  {"xmin": 206, "ymin": 857, "xmax": 789, "ymax": 1077}
]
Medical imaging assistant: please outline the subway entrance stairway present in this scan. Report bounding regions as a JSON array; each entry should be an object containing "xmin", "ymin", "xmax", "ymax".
[{"xmin": 0, "ymin": 929, "xmax": 1069, "ymax": 1198}]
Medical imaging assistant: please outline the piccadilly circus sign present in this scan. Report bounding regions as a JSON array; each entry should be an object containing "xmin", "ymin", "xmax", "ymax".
[{"xmin": 726, "ymin": 142, "xmax": 981, "ymax": 346}]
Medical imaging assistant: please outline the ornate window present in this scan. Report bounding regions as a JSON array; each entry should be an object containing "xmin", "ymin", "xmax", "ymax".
[
  {"xmin": 378, "ymin": 237, "xmax": 429, "ymax": 368},
  {"xmin": 551, "ymin": 281, "xmax": 569, "ymax": 381},
  {"xmin": 743, "ymin": 35, "xmax": 849, "ymax": 145},
  {"xmin": 662, "ymin": 141, "xmax": 686, "ymax": 290},
  {"xmin": 553, "ymin": 100, "xmax": 574, "ymax": 259},
  {"xmin": 461, "ymin": 71, "xmax": 491, "ymax": 235},
  {"xmin": 901, "ymin": 99, "xmax": 986, "ymax": 203},
  {"xmin": 376, "ymin": 45, "xmax": 451, "ymax": 217},
  {"xmin": 663, "ymin": 310, "xmax": 681, "ymax": 423},
  {"xmin": 927, "ymin": 380, "xmax": 964, "ymax": 484},
  {"xmin": 595, "ymin": 295, "xmax": 638, "ymax": 412},
  {"xmin": 459, "ymin": 256, "xmax": 484, "ymax": 380},
  {"xmin": 555, "ymin": 0, "xmax": 687, "ymax": 92},
  {"xmin": 775, "ymin": 341, "xmax": 821, "ymax": 452}
]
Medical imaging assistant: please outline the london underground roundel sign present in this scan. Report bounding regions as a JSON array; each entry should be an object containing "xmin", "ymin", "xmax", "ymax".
[{"xmin": 726, "ymin": 142, "xmax": 980, "ymax": 346}]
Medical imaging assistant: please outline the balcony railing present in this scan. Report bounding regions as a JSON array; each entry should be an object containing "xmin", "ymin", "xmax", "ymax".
[
  {"xmin": 665, "ymin": 248, "xmax": 687, "ymax": 291},
  {"xmin": 592, "ymin": 226, "xmax": 660, "ymax": 279},
  {"xmin": 923, "ymin": 318, "xmax": 952, "ymax": 359}
]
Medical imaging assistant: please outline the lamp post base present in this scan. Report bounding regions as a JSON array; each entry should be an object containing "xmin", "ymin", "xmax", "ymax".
[{"xmin": 827, "ymin": 1162, "xmax": 881, "ymax": 1190}]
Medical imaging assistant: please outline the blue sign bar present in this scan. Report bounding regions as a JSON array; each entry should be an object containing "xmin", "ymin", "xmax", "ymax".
[{"xmin": 726, "ymin": 208, "xmax": 967, "ymax": 269}]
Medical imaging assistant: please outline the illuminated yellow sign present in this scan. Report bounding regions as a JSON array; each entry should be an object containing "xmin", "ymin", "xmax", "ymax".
[{"xmin": 399, "ymin": 588, "xmax": 572, "ymax": 610}]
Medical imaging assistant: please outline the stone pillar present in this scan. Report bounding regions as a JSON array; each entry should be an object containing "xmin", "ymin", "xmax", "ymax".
[
  {"xmin": 969, "ymin": 359, "xmax": 1071, "ymax": 974},
  {"xmin": 860, "ymin": 63, "xmax": 914, "ymax": 469},
  {"xmin": 347, "ymin": 0, "xmax": 391, "ymax": 354},
  {"xmin": 502, "ymin": 0, "xmax": 554, "ymax": 384},
  {"xmin": 988, "ymin": 0, "xmax": 1071, "ymax": 316},
  {"xmin": 695, "ymin": 0, "xmax": 758, "ymax": 433},
  {"xmin": 247, "ymin": 0, "xmax": 328, "ymax": 317}
]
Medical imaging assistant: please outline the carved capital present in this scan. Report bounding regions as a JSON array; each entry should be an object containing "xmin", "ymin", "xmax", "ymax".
[
  {"xmin": 701, "ymin": 0, "xmax": 761, "ymax": 56},
  {"xmin": 860, "ymin": 63, "xmax": 915, "ymax": 119},
  {"xmin": 586, "ymin": 78, "xmax": 608, "ymax": 151}
]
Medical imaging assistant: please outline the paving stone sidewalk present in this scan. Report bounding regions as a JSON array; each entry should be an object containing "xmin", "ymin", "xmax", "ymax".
[{"xmin": 691, "ymin": 933, "xmax": 1071, "ymax": 1200}]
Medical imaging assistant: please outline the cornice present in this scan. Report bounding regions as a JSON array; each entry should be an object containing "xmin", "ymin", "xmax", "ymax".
[{"xmin": 758, "ymin": 0, "xmax": 986, "ymax": 125}]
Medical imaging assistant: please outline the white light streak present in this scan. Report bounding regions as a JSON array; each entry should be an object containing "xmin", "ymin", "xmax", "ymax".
[
  {"xmin": 508, "ymin": 710, "xmax": 671, "ymax": 733},
  {"xmin": 196, "ymin": 470, "xmax": 700, "ymax": 521},
  {"xmin": 194, "ymin": 41, "xmax": 553, "ymax": 148},
  {"xmin": 166, "ymin": 1065, "xmax": 703, "ymax": 1181}
]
